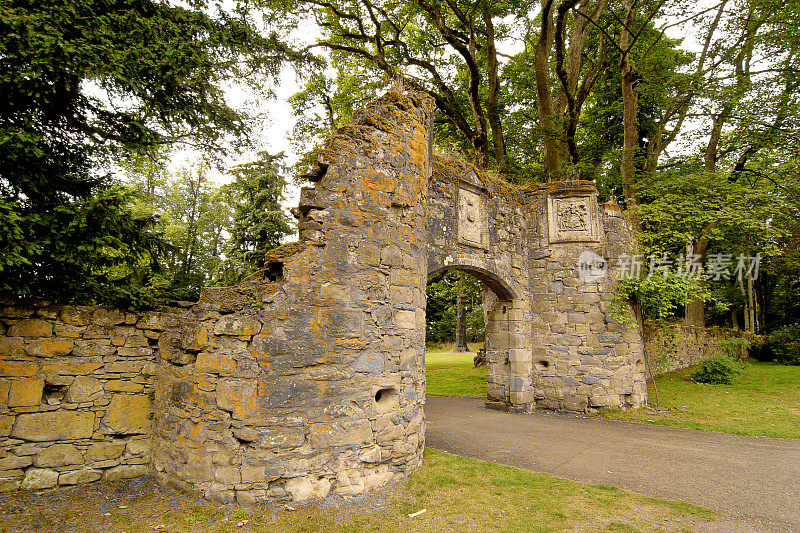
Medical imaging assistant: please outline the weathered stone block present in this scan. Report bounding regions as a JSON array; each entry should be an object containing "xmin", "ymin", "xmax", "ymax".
[
  {"xmin": 0, "ymin": 416, "xmax": 13, "ymax": 437},
  {"xmin": 11, "ymin": 411, "xmax": 95, "ymax": 441},
  {"xmin": 92, "ymin": 308, "xmax": 126, "ymax": 326},
  {"xmin": 195, "ymin": 350, "xmax": 236, "ymax": 375},
  {"xmin": 0, "ymin": 337, "xmax": 26, "ymax": 357},
  {"xmin": 588, "ymin": 394, "xmax": 620, "ymax": 407},
  {"xmin": 41, "ymin": 360, "xmax": 102, "ymax": 375},
  {"xmin": 59, "ymin": 469, "xmax": 103, "ymax": 485},
  {"xmin": 103, "ymin": 395, "xmax": 151, "ymax": 435},
  {"xmin": 60, "ymin": 306, "xmax": 93, "ymax": 326},
  {"xmin": 354, "ymin": 351, "xmax": 384, "ymax": 373},
  {"xmin": 104, "ymin": 380, "xmax": 144, "ymax": 393},
  {"xmin": 0, "ymin": 455, "xmax": 33, "ymax": 470},
  {"xmin": 86, "ymin": 442, "xmax": 125, "ymax": 462},
  {"xmin": 508, "ymin": 348, "xmax": 532, "ymax": 363},
  {"xmin": 34, "ymin": 444, "xmax": 83, "ymax": 468},
  {"xmin": 64, "ymin": 376, "xmax": 103, "ymax": 403},
  {"xmin": 106, "ymin": 361, "xmax": 144, "ymax": 374},
  {"xmin": 214, "ymin": 466, "xmax": 241, "ymax": 485},
  {"xmin": 285, "ymin": 476, "xmax": 330, "ymax": 501},
  {"xmin": 310, "ymin": 419, "xmax": 372, "ymax": 448},
  {"xmin": 24, "ymin": 339, "xmax": 74, "ymax": 357},
  {"xmin": 217, "ymin": 379, "xmax": 258, "ymax": 420},
  {"xmin": 394, "ymin": 310, "xmax": 416, "ymax": 329},
  {"xmin": 104, "ymin": 464, "xmax": 149, "ymax": 481},
  {"xmin": 8, "ymin": 319, "xmax": 52, "ymax": 338},
  {"xmin": 21, "ymin": 468, "xmax": 58, "ymax": 490},
  {"xmin": 213, "ymin": 316, "xmax": 262, "ymax": 337},
  {"xmin": 8, "ymin": 377, "xmax": 43, "ymax": 407}
]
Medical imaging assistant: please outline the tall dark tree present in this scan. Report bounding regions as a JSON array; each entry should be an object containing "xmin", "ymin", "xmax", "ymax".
[
  {"xmin": 219, "ymin": 153, "xmax": 294, "ymax": 284},
  {"xmin": 0, "ymin": 0, "xmax": 293, "ymax": 304}
]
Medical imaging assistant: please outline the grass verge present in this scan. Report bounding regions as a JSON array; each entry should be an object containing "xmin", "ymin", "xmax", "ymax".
[
  {"xmin": 0, "ymin": 448, "xmax": 714, "ymax": 532},
  {"xmin": 426, "ymin": 348, "xmax": 487, "ymax": 398},
  {"xmin": 599, "ymin": 361, "xmax": 800, "ymax": 439}
]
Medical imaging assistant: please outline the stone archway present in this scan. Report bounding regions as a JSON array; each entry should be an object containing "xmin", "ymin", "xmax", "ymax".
[
  {"xmin": 146, "ymin": 91, "xmax": 647, "ymax": 503},
  {"xmin": 426, "ymin": 263, "xmax": 524, "ymax": 406}
]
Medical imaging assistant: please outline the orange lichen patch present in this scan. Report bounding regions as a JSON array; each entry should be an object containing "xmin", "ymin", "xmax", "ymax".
[{"xmin": 186, "ymin": 421, "xmax": 208, "ymax": 449}]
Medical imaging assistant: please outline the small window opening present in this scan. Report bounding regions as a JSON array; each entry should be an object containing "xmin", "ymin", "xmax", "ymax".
[{"xmin": 265, "ymin": 261, "xmax": 284, "ymax": 282}]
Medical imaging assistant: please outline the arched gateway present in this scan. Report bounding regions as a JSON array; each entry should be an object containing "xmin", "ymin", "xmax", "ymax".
[{"xmin": 150, "ymin": 92, "xmax": 647, "ymax": 503}]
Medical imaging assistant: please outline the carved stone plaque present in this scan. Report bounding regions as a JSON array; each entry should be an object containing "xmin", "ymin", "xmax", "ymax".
[
  {"xmin": 458, "ymin": 187, "xmax": 486, "ymax": 249},
  {"xmin": 548, "ymin": 196, "xmax": 600, "ymax": 243}
]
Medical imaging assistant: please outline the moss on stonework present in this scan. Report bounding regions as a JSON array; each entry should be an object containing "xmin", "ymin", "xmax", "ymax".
[{"xmin": 430, "ymin": 155, "xmax": 535, "ymax": 209}]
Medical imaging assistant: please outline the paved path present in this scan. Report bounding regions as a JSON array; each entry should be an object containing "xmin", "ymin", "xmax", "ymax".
[{"xmin": 425, "ymin": 395, "xmax": 800, "ymax": 532}]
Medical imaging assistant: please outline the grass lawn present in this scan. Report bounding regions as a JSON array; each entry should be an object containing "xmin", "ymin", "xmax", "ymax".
[
  {"xmin": 425, "ymin": 343, "xmax": 487, "ymax": 398},
  {"xmin": 0, "ymin": 448, "xmax": 715, "ymax": 532},
  {"xmin": 599, "ymin": 361, "xmax": 800, "ymax": 440}
]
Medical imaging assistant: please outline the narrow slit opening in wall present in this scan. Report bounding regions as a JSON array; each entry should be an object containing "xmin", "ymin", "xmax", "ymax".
[
  {"xmin": 374, "ymin": 387, "xmax": 399, "ymax": 414},
  {"xmin": 265, "ymin": 261, "xmax": 284, "ymax": 282},
  {"xmin": 43, "ymin": 383, "xmax": 67, "ymax": 405},
  {"xmin": 375, "ymin": 387, "xmax": 395, "ymax": 404}
]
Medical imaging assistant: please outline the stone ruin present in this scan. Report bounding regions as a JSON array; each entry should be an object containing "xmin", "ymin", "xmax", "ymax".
[{"xmin": 0, "ymin": 91, "xmax": 646, "ymax": 503}]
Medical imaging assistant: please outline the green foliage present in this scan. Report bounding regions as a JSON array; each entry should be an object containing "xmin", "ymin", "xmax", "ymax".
[
  {"xmin": 690, "ymin": 356, "xmax": 747, "ymax": 385},
  {"xmin": 612, "ymin": 273, "xmax": 710, "ymax": 324},
  {"xmin": 717, "ymin": 337, "xmax": 751, "ymax": 360},
  {"xmin": 218, "ymin": 152, "xmax": 294, "ymax": 285},
  {"xmin": 0, "ymin": 185, "xmax": 164, "ymax": 307},
  {"xmin": 128, "ymin": 159, "xmax": 237, "ymax": 301},
  {"xmin": 121, "ymin": 149, "xmax": 292, "ymax": 302},
  {"xmin": 426, "ymin": 271, "xmax": 484, "ymax": 344},
  {"xmin": 0, "ymin": 0, "xmax": 292, "ymax": 305},
  {"xmin": 635, "ymin": 169, "xmax": 785, "ymax": 258},
  {"xmin": 752, "ymin": 324, "xmax": 800, "ymax": 365}
]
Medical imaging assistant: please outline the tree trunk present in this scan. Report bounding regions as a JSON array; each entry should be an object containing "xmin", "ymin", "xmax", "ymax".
[
  {"xmin": 454, "ymin": 294, "xmax": 470, "ymax": 352},
  {"xmin": 738, "ymin": 273, "xmax": 750, "ymax": 332},
  {"xmin": 747, "ymin": 275, "xmax": 757, "ymax": 333},
  {"xmin": 684, "ymin": 238, "xmax": 709, "ymax": 327},
  {"xmin": 535, "ymin": 0, "xmax": 563, "ymax": 175},
  {"xmin": 483, "ymin": 8, "xmax": 505, "ymax": 169},
  {"xmin": 620, "ymin": 0, "xmax": 639, "ymax": 206}
]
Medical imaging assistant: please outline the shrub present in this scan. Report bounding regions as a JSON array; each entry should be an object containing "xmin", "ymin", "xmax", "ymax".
[
  {"xmin": 766, "ymin": 324, "xmax": 800, "ymax": 365},
  {"xmin": 690, "ymin": 356, "xmax": 748, "ymax": 384},
  {"xmin": 748, "ymin": 324, "xmax": 800, "ymax": 365}
]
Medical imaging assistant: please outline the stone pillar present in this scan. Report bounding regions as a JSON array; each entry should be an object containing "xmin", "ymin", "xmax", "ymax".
[
  {"xmin": 529, "ymin": 182, "xmax": 647, "ymax": 411},
  {"xmin": 150, "ymin": 92, "xmax": 434, "ymax": 503}
]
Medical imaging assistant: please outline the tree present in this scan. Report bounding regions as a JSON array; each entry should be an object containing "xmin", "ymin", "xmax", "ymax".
[
  {"xmin": 426, "ymin": 271, "xmax": 484, "ymax": 346},
  {"xmin": 268, "ymin": 0, "xmax": 531, "ymax": 170},
  {"xmin": 219, "ymin": 153, "xmax": 294, "ymax": 284},
  {"xmin": 0, "ymin": 0, "xmax": 293, "ymax": 304},
  {"xmin": 122, "ymin": 153, "xmax": 236, "ymax": 301}
]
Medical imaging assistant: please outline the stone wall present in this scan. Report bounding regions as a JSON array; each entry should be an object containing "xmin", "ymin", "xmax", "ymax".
[
  {"xmin": 0, "ymin": 90, "xmax": 649, "ymax": 502},
  {"xmin": 644, "ymin": 322, "xmax": 750, "ymax": 375},
  {"xmin": 0, "ymin": 303, "xmax": 167, "ymax": 491},
  {"xmin": 425, "ymin": 162, "xmax": 647, "ymax": 413},
  {"xmin": 149, "ymin": 91, "xmax": 432, "ymax": 504}
]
